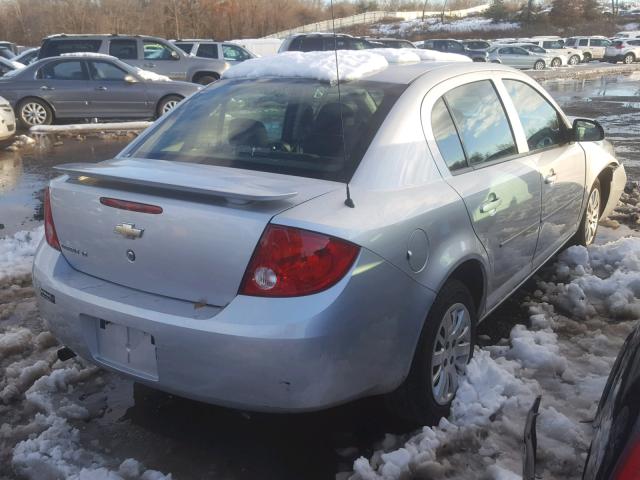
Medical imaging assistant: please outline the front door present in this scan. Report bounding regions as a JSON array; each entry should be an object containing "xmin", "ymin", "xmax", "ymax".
[
  {"xmin": 429, "ymin": 80, "xmax": 542, "ymax": 309},
  {"xmin": 499, "ymin": 79, "xmax": 587, "ymax": 266},
  {"xmin": 130, "ymin": 40, "xmax": 187, "ymax": 81}
]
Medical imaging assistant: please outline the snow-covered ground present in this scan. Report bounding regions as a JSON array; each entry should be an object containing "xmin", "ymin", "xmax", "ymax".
[{"xmin": 372, "ymin": 16, "xmax": 519, "ymax": 37}]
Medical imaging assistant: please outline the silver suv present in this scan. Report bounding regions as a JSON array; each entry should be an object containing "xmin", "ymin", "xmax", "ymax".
[
  {"xmin": 172, "ymin": 40, "xmax": 255, "ymax": 65},
  {"xmin": 38, "ymin": 34, "xmax": 229, "ymax": 84},
  {"xmin": 564, "ymin": 36, "xmax": 612, "ymax": 61},
  {"xmin": 604, "ymin": 38, "xmax": 640, "ymax": 63}
]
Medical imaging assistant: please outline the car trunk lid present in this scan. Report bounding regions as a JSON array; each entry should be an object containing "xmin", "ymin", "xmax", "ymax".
[{"xmin": 50, "ymin": 158, "xmax": 340, "ymax": 306}]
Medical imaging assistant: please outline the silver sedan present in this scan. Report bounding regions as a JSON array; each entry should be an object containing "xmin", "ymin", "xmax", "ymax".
[
  {"xmin": 34, "ymin": 57, "xmax": 625, "ymax": 422},
  {"xmin": 487, "ymin": 45, "xmax": 552, "ymax": 69},
  {"xmin": 0, "ymin": 54, "xmax": 200, "ymax": 127}
]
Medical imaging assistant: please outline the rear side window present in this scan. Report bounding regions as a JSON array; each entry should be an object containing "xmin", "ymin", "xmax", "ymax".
[
  {"xmin": 431, "ymin": 98, "xmax": 467, "ymax": 172},
  {"xmin": 197, "ymin": 44, "xmax": 219, "ymax": 58},
  {"xmin": 630, "ymin": 40, "xmax": 640, "ymax": 46},
  {"xmin": 444, "ymin": 80, "xmax": 517, "ymax": 166},
  {"xmin": 579, "ymin": 39, "xmax": 589, "ymax": 46},
  {"xmin": 38, "ymin": 60, "xmax": 88, "ymax": 80},
  {"xmin": 503, "ymin": 80, "xmax": 565, "ymax": 151},
  {"xmin": 41, "ymin": 39, "xmax": 101, "ymax": 58},
  {"xmin": 300, "ymin": 37, "xmax": 323, "ymax": 52},
  {"xmin": 109, "ymin": 39, "xmax": 137, "ymax": 59}
]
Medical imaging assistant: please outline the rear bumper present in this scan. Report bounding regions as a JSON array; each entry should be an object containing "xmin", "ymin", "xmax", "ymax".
[{"xmin": 33, "ymin": 242, "xmax": 435, "ymax": 412}]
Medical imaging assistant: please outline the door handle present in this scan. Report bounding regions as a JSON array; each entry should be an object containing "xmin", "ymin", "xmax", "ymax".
[
  {"xmin": 95, "ymin": 86, "xmax": 107, "ymax": 91},
  {"xmin": 545, "ymin": 170, "xmax": 557, "ymax": 185},
  {"xmin": 480, "ymin": 195, "xmax": 502, "ymax": 215},
  {"xmin": 144, "ymin": 63, "xmax": 156, "ymax": 68},
  {"xmin": 40, "ymin": 85, "xmax": 54, "ymax": 91}
]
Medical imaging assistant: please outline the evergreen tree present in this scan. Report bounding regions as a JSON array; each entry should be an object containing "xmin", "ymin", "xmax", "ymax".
[{"xmin": 486, "ymin": 0, "xmax": 508, "ymax": 22}]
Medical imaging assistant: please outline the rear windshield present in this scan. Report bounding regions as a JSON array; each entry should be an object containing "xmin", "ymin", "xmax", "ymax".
[
  {"xmin": 128, "ymin": 78, "xmax": 405, "ymax": 182},
  {"xmin": 41, "ymin": 39, "xmax": 102, "ymax": 58}
]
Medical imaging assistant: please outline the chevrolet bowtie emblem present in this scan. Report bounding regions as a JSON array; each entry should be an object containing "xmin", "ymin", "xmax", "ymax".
[{"xmin": 114, "ymin": 223, "xmax": 144, "ymax": 239}]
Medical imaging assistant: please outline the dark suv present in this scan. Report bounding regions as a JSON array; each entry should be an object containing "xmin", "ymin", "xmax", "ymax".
[
  {"xmin": 419, "ymin": 39, "xmax": 488, "ymax": 62},
  {"xmin": 278, "ymin": 33, "xmax": 379, "ymax": 53},
  {"xmin": 39, "ymin": 34, "xmax": 229, "ymax": 84}
]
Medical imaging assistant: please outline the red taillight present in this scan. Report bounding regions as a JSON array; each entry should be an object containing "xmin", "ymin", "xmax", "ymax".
[
  {"xmin": 617, "ymin": 44, "xmax": 624, "ymax": 49},
  {"xmin": 614, "ymin": 437, "xmax": 640, "ymax": 480},
  {"xmin": 239, "ymin": 225, "xmax": 360, "ymax": 297},
  {"xmin": 44, "ymin": 187, "xmax": 61, "ymax": 251},
  {"xmin": 100, "ymin": 197, "xmax": 163, "ymax": 214}
]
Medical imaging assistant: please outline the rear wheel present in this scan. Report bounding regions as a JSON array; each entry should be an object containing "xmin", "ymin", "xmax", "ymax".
[
  {"xmin": 386, "ymin": 279, "xmax": 476, "ymax": 424},
  {"xmin": 156, "ymin": 95, "xmax": 183, "ymax": 117},
  {"xmin": 574, "ymin": 179, "xmax": 602, "ymax": 247},
  {"xmin": 534, "ymin": 60, "xmax": 545, "ymax": 70},
  {"xmin": 17, "ymin": 98, "xmax": 53, "ymax": 128},
  {"xmin": 568, "ymin": 55, "xmax": 580, "ymax": 65},
  {"xmin": 624, "ymin": 53, "xmax": 635, "ymax": 64},
  {"xmin": 551, "ymin": 57, "xmax": 562, "ymax": 67},
  {"xmin": 583, "ymin": 52, "xmax": 592, "ymax": 63}
]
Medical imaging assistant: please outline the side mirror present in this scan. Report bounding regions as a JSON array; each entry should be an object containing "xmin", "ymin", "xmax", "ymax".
[
  {"xmin": 171, "ymin": 50, "xmax": 180, "ymax": 60},
  {"xmin": 124, "ymin": 74, "xmax": 138, "ymax": 84},
  {"xmin": 572, "ymin": 118, "xmax": 605, "ymax": 142}
]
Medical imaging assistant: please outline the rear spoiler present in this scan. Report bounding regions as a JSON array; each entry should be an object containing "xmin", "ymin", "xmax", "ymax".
[
  {"xmin": 523, "ymin": 396, "xmax": 542, "ymax": 480},
  {"xmin": 54, "ymin": 161, "xmax": 299, "ymax": 203}
]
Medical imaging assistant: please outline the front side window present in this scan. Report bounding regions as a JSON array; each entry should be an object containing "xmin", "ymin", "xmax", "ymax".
[
  {"xmin": 88, "ymin": 60, "xmax": 128, "ymax": 81},
  {"xmin": 542, "ymin": 40, "xmax": 563, "ymax": 49},
  {"xmin": 512, "ymin": 47, "xmax": 529, "ymax": 55},
  {"xmin": 129, "ymin": 79, "xmax": 405, "ymax": 182},
  {"xmin": 197, "ymin": 44, "xmax": 219, "ymax": 59},
  {"xmin": 528, "ymin": 45, "xmax": 546, "ymax": 54},
  {"xmin": 503, "ymin": 80, "xmax": 565, "ymax": 151},
  {"xmin": 223, "ymin": 44, "xmax": 250, "ymax": 61},
  {"xmin": 565, "ymin": 38, "xmax": 577, "ymax": 47},
  {"xmin": 444, "ymin": 80, "xmax": 517, "ymax": 166},
  {"xmin": 109, "ymin": 39, "xmax": 137, "ymax": 59},
  {"xmin": 143, "ymin": 41, "xmax": 177, "ymax": 60},
  {"xmin": 38, "ymin": 60, "xmax": 88, "ymax": 80},
  {"xmin": 431, "ymin": 98, "xmax": 467, "ymax": 172}
]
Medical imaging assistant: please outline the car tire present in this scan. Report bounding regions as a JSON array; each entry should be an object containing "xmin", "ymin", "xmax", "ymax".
[
  {"xmin": 583, "ymin": 52, "xmax": 592, "ymax": 62},
  {"xmin": 193, "ymin": 73, "xmax": 219, "ymax": 85},
  {"xmin": 385, "ymin": 279, "xmax": 476, "ymax": 424},
  {"xmin": 568, "ymin": 55, "xmax": 580, "ymax": 65},
  {"xmin": 573, "ymin": 178, "xmax": 602, "ymax": 247},
  {"xmin": 156, "ymin": 95, "xmax": 184, "ymax": 117},
  {"xmin": 624, "ymin": 53, "xmax": 635, "ymax": 64},
  {"xmin": 534, "ymin": 60, "xmax": 545, "ymax": 70},
  {"xmin": 17, "ymin": 98, "xmax": 53, "ymax": 128},
  {"xmin": 551, "ymin": 57, "xmax": 562, "ymax": 67}
]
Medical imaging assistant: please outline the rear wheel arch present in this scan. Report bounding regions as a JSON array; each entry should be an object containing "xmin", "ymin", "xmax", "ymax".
[
  {"xmin": 156, "ymin": 94, "xmax": 184, "ymax": 117},
  {"xmin": 191, "ymin": 71, "xmax": 220, "ymax": 85},
  {"xmin": 446, "ymin": 258, "xmax": 486, "ymax": 317},
  {"xmin": 596, "ymin": 164, "xmax": 618, "ymax": 217}
]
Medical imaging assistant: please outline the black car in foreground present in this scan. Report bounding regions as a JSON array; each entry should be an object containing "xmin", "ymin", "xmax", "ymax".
[{"xmin": 525, "ymin": 322, "xmax": 640, "ymax": 480}]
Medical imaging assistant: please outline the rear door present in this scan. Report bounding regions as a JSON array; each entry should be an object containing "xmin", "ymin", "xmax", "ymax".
[
  {"xmin": 35, "ymin": 59, "xmax": 93, "ymax": 117},
  {"xmin": 500, "ymin": 78, "xmax": 586, "ymax": 267},
  {"xmin": 424, "ymin": 77, "xmax": 542, "ymax": 309},
  {"xmin": 589, "ymin": 38, "xmax": 610, "ymax": 59},
  {"xmin": 86, "ymin": 59, "xmax": 151, "ymax": 118}
]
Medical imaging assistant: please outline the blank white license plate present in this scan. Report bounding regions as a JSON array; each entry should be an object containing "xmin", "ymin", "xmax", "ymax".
[{"xmin": 96, "ymin": 320, "xmax": 158, "ymax": 380}]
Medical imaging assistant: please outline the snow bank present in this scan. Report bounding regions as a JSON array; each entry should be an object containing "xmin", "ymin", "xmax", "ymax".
[
  {"xmin": 374, "ymin": 16, "xmax": 519, "ymax": 36},
  {"xmin": 371, "ymin": 48, "xmax": 420, "ymax": 63},
  {"xmin": 352, "ymin": 236, "xmax": 639, "ymax": 480},
  {"xmin": 223, "ymin": 50, "xmax": 388, "ymax": 83},
  {"xmin": 0, "ymin": 226, "xmax": 43, "ymax": 282}
]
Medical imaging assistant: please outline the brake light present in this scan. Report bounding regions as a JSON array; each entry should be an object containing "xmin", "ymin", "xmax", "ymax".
[
  {"xmin": 44, "ymin": 187, "xmax": 61, "ymax": 251},
  {"xmin": 614, "ymin": 436, "xmax": 640, "ymax": 480},
  {"xmin": 100, "ymin": 197, "xmax": 163, "ymax": 214},
  {"xmin": 617, "ymin": 44, "xmax": 624, "ymax": 49},
  {"xmin": 239, "ymin": 225, "xmax": 360, "ymax": 297}
]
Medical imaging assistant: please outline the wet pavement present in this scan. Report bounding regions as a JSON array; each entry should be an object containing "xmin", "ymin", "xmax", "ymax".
[{"xmin": 0, "ymin": 71, "xmax": 639, "ymax": 479}]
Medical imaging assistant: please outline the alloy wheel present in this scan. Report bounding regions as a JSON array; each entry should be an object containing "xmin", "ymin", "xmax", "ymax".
[
  {"xmin": 569, "ymin": 56, "xmax": 579, "ymax": 65},
  {"xmin": 534, "ymin": 61, "xmax": 545, "ymax": 70},
  {"xmin": 585, "ymin": 187, "xmax": 600, "ymax": 245},
  {"xmin": 431, "ymin": 302, "xmax": 472, "ymax": 406},
  {"xmin": 624, "ymin": 54, "xmax": 634, "ymax": 64},
  {"xmin": 22, "ymin": 102, "xmax": 47, "ymax": 126},
  {"xmin": 161, "ymin": 100, "xmax": 180, "ymax": 115},
  {"xmin": 552, "ymin": 58, "xmax": 561, "ymax": 67}
]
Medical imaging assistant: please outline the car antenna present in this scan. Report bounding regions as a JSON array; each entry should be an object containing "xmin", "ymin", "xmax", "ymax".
[{"xmin": 330, "ymin": 0, "xmax": 355, "ymax": 208}]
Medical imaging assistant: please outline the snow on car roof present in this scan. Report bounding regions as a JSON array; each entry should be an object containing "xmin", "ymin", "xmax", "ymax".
[
  {"xmin": 222, "ymin": 49, "xmax": 469, "ymax": 84},
  {"xmin": 60, "ymin": 52, "xmax": 116, "ymax": 59}
]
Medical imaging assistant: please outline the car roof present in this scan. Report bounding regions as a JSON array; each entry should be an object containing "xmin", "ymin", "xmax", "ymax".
[
  {"xmin": 174, "ymin": 39, "xmax": 217, "ymax": 42},
  {"xmin": 44, "ymin": 34, "xmax": 165, "ymax": 41},
  {"xmin": 287, "ymin": 32, "xmax": 354, "ymax": 38}
]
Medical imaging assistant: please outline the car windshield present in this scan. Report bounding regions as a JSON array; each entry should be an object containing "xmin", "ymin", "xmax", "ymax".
[{"xmin": 128, "ymin": 78, "xmax": 405, "ymax": 182}]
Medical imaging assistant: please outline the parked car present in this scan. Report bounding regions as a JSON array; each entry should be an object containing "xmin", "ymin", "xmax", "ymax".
[
  {"xmin": 0, "ymin": 96, "xmax": 16, "ymax": 143},
  {"xmin": 525, "ymin": 323, "xmax": 640, "ymax": 480},
  {"xmin": 278, "ymin": 33, "xmax": 380, "ymax": 52},
  {"xmin": 38, "ymin": 34, "xmax": 229, "ymax": 84},
  {"xmin": 0, "ymin": 47, "xmax": 15, "ymax": 60},
  {"xmin": 419, "ymin": 38, "xmax": 488, "ymax": 62},
  {"xmin": 364, "ymin": 37, "xmax": 416, "ymax": 49},
  {"xmin": 462, "ymin": 39, "xmax": 491, "ymax": 50},
  {"xmin": 487, "ymin": 44, "xmax": 551, "ymax": 69},
  {"xmin": 604, "ymin": 39, "xmax": 640, "ymax": 64},
  {"xmin": 614, "ymin": 30, "xmax": 640, "ymax": 39},
  {"xmin": 0, "ymin": 54, "xmax": 199, "ymax": 127},
  {"xmin": 0, "ymin": 41, "xmax": 18, "ymax": 55},
  {"xmin": 516, "ymin": 43, "xmax": 567, "ymax": 67},
  {"xmin": 13, "ymin": 47, "xmax": 40, "ymax": 66},
  {"xmin": 524, "ymin": 38, "xmax": 583, "ymax": 65},
  {"xmin": 172, "ymin": 39, "xmax": 255, "ymax": 64},
  {"xmin": 34, "ymin": 54, "xmax": 625, "ymax": 423},
  {"xmin": 564, "ymin": 36, "xmax": 612, "ymax": 61},
  {"xmin": 0, "ymin": 57, "xmax": 23, "ymax": 77}
]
